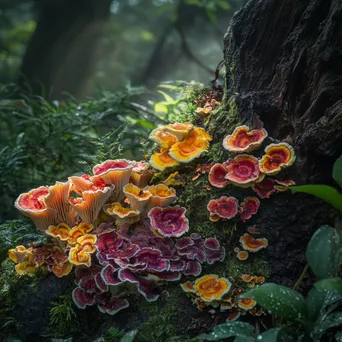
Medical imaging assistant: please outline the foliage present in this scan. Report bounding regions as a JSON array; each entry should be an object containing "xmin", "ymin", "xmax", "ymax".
[
  {"xmin": 47, "ymin": 295, "xmax": 78, "ymax": 337},
  {"xmin": 290, "ymin": 155, "xmax": 342, "ymax": 210},
  {"xmin": 0, "ymin": 85, "xmax": 163, "ymax": 221}
]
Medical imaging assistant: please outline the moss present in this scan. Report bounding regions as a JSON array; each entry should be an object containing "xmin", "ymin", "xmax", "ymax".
[
  {"xmin": 102, "ymin": 327, "xmax": 125, "ymax": 341},
  {"xmin": 135, "ymin": 286, "xmax": 186, "ymax": 342}
]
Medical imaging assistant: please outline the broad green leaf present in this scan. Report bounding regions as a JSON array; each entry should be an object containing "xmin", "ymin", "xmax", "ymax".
[
  {"xmin": 120, "ymin": 329, "xmax": 138, "ymax": 342},
  {"xmin": 196, "ymin": 322, "xmax": 254, "ymax": 341},
  {"xmin": 306, "ymin": 225, "xmax": 341, "ymax": 279},
  {"xmin": 240, "ymin": 283, "xmax": 307, "ymax": 322},
  {"xmin": 306, "ymin": 287, "xmax": 328, "ymax": 322},
  {"xmin": 333, "ymin": 155, "xmax": 342, "ymax": 188},
  {"xmin": 314, "ymin": 277, "xmax": 342, "ymax": 293},
  {"xmin": 258, "ymin": 327, "xmax": 296, "ymax": 342},
  {"xmin": 234, "ymin": 336, "xmax": 254, "ymax": 342},
  {"xmin": 289, "ymin": 185, "xmax": 342, "ymax": 210},
  {"xmin": 154, "ymin": 102, "xmax": 168, "ymax": 114},
  {"xmin": 312, "ymin": 313, "xmax": 342, "ymax": 340},
  {"xmin": 258, "ymin": 328, "xmax": 282, "ymax": 341},
  {"xmin": 157, "ymin": 90, "xmax": 176, "ymax": 104}
]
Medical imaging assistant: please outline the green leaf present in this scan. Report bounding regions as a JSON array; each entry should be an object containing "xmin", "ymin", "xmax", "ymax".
[
  {"xmin": 257, "ymin": 327, "xmax": 297, "ymax": 342},
  {"xmin": 240, "ymin": 283, "xmax": 307, "ymax": 322},
  {"xmin": 333, "ymin": 155, "xmax": 342, "ymax": 188},
  {"xmin": 306, "ymin": 225, "xmax": 341, "ymax": 279},
  {"xmin": 289, "ymin": 185, "xmax": 342, "ymax": 210},
  {"xmin": 120, "ymin": 329, "xmax": 138, "ymax": 342},
  {"xmin": 258, "ymin": 328, "xmax": 282, "ymax": 341},
  {"xmin": 154, "ymin": 102, "xmax": 168, "ymax": 114},
  {"xmin": 196, "ymin": 322, "xmax": 254, "ymax": 341},
  {"xmin": 312, "ymin": 313, "xmax": 342, "ymax": 340},
  {"xmin": 157, "ymin": 90, "xmax": 176, "ymax": 104},
  {"xmin": 314, "ymin": 278, "xmax": 342, "ymax": 293},
  {"xmin": 306, "ymin": 287, "xmax": 327, "ymax": 322}
]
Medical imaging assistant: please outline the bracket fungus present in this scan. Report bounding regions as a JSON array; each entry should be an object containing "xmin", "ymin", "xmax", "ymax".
[
  {"xmin": 103, "ymin": 202, "xmax": 140, "ymax": 228},
  {"xmin": 239, "ymin": 197, "xmax": 260, "ymax": 222},
  {"xmin": 193, "ymin": 275, "xmax": 232, "ymax": 302},
  {"xmin": 236, "ymin": 250, "xmax": 249, "ymax": 261},
  {"xmin": 237, "ymin": 297, "xmax": 257, "ymax": 311},
  {"xmin": 207, "ymin": 196, "xmax": 239, "ymax": 220},
  {"xmin": 224, "ymin": 154, "xmax": 260, "ymax": 185},
  {"xmin": 149, "ymin": 149, "xmax": 180, "ymax": 171},
  {"xmin": 149, "ymin": 127, "xmax": 178, "ymax": 148},
  {"xmin": 148, "ymin": 206, "xmax": 189, "ymax": 238},
  {"xmin": 240, "ymin": 233, "xmax": 268, "ymax": 252},
  {"xmin": 208, "ymin": 163, "xmax": 230, "ymax": 188},
  {"xmin": 168, "ymin": 127, "xmax": 212, "ymax": 163},
  {"xmin": 130, "ymin": 161, "xmax": 155, "ymax": 188},
  {"xmin": 164, "ymin": 122, "xmax": 193, "ymax": 140},
  {"xmin": 69, "ymin": 234, "xmax": 97, "ymax": 267},
  {"xmin": 259, "ymin": 142, "xmax": 296, "ymax": 175},
  {"xmin": 252, "ymin": 178, "xmax": 276, "ymax": 198},
  {"xmin": 223, "ymin": 125, "xmax": 268, "ymax": 153},
  {"xmin": 145, "ymin": 184, "xmax": 177, "ymax": 209},
  {"xmin": 123, "ymin": 183, "xmax": 152, "ymax": 212}
]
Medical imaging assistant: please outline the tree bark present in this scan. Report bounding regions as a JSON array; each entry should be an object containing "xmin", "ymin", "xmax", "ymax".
[
  {"xmin": 217, "ymin": 0, "xmax": 342, "ymax": 286},
  {"xmin": 19, "ymin": 0, "xmax": 111, "ymax": 98}
]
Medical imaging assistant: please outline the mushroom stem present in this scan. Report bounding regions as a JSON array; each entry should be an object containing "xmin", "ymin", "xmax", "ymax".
[{"xmin": 293, "ymin": 263, "xmax": 309, "ymax": 291}]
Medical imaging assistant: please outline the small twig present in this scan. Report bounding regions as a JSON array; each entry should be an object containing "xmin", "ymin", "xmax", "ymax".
[{"xmin": 293, "ymin": 263, "xmax": 309, "ymax": 291}]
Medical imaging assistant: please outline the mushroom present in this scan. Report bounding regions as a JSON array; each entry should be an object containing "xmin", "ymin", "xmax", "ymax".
[
  {"xmin": 239, "ymin": 197, "xmax": 260, "ymax": 222},
  {"xmin": 130, "ymin": 161, "xmax": 155, "ymax": 188},
  {"xmin": 103, "ymin": 202, "xmax": 140, "ymax": 228},
  {"xmin": 145, "ymin": 183, "xmax": 177, "ymax": 209},
  {"xmin": 236, "ymin": 251, "xmax": 249, "ymax": 260},
  {"xmin": 149, "ymin": 127, "xmax": 178, "ymax": 148},
  {"xmin": 208, "ymin": 163, "xmax": 230, "ymax": 188},
  {"xmin": 148, "ymin": 206, "xmax": 189, "ymax": 238},
  {"xmin": 149, "ymin": 149, "xmax": 180, "ymax": 171},
  {"xmin": 252, "ymin": 178, "xmax": 276, "ymax": 198},
  {"xmin": 163, "ymin": 122, "xmax": 193, "ymax": 140},
  {"xmin": 224, "ymin": 154, "xmax": 260, "ymax": 186},
  {"xmin": 239, "ymin": 233, "xmax": 268, "ymax": 252},
  {"xmin": 223, "ymin": 125, "xmax": 268, "ymax": 153},
  {"xmin": 168, "ymin": 127, "xmax": 212, "ymax": 163},
  {"xmin": 123, "ymin": 183, "xmax": 152, "ymax": 212},
  {"xmin": 194, "ymin": 275, "xmax": 232, "ymax": 302},
  {"xmin": 207, "ymin": 196, "xmax": 239, "ymax": 219},
  {"xmin": 237, "ymin": 297, "xmax": 257, "ymax": 311},
  {"xmin": 259, "ymin": 142, "xmax": 296, "ymax": 175}
]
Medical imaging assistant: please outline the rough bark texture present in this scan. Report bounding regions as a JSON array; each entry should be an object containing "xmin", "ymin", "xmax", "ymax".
[{"xmin": 220, "ymin": 0, "xmax": 342, "ymax": 286}]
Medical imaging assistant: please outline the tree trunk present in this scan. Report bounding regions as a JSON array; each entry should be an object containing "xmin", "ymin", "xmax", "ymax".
[
  {"xmin": 216, "ymin": 0, "xmax": 342, "ymax": 286},
  {"xmin": 19, "ymin": 0, "xmax": 111, "ymax": 98}
]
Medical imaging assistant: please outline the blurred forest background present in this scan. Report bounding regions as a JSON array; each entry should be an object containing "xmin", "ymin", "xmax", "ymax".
[{"xmin": 0, "ymin": 0, "xmax": 245, "ymax": 222}]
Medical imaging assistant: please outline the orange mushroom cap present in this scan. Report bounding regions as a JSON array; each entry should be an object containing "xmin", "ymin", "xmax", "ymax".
[
  {"xmin": 194, "ymin": 275, "xmax": 231, "ymax": 302},
  {"xmin": 69, "ymin": 186, "xmax": 113, "ymax": 225},
  {"xmin": 14, "ymin": 261, "xmax": 39, "ymax": 276},
  {"xmin": 236, "ymin": 251, "xmax": 249, "ymax": 260},
  {"xmin": 239, "ymin": 233, "xmax": 268, "ymax": 252},
  {"xmin": 180, "ymin": 281, "xmax": 196, "ymax": 294},
  {"xmin": 223, "ymin": 125, "xmax": 268, "ymax": 153},
  {"xmin": 49, "ymin": 260, "xmax": 73, "ymax": 278},
  {"xmin": 68, "ymin": 222, "xmax": 94, "ymax": 246},
  {"xmin": 68, "ymin": 234, "xmax": 97, "ymax": 267},
  {"xmin": 238, "ymin": 297, "xmax": 257, "ymax": 311},
  {"xmin": 123, "ymin": 183, "xmax": 152, "ymax": 212},
  {"xmin": 274, "ymin": 179, "xmax": 296, "ymax": 192},
  {"xmin": 239, "ymin": 197, "xmax": 260, "ymax": 222},
  {"xmin": 208, "ymin": 163, "xmax": 230, "ymax": 188},
  {"xmin": 130, "ymin": 161, "xmax": 155, "ymax": 188},
  {"xmin": 259, "ymin": 143, "xmax": 296, "ymax": 175},
  {"xmin": 168, "ymin": 127, "xmax": 211, "ymax": 163},
  {"xmin": 209, "ymin": 214, "xmax": 220, "ymax": 222},
  {"xmin": 8, "ymin": 245, "xmax": 34, "ymax": 264},
  {"xmin": 14, "ymin": 186, "xmax": 56, "ymax": 232},
  {"xmin": 241, "ymin": 274, "xmax": 254, "ymax": 283},
  {"xmin": 145, "ymin": 183, "xmax": 177, "ymax": 209},
  {"xmin": 103, "ymin": 202, "xmax": 140, "ymax": 228},
  {"xmin": 149, "ymin": 127, "xmax": 178, "ymax": 148},
  {"xmin": 149, "ymin": 149, "xmax": 180, "ymax": 171},
  {"xmin": 224, "ymin": 154, "xmax": 260, "ymax": 185},
  {"xmin": 46, "ymin": 223, "xmax": 71, "ymax": 241},
  {"xmin": 164, "ymin": 122, "xmax": 194, "ymax": 141},
  {"xmin": 254, "ymin": 276, "xmax": 265, "ymax": 284}
]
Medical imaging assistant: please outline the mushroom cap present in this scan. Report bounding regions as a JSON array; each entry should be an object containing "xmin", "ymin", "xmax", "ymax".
[
  {"xmin": 148, "ymin": 206, "xmax": 189, "ymax": 238},
  {"xmin": 274, "ymin": 179, "xmax": 296, "ymax": 191},
  {"xmin": 50, "ymin": 260, "xmax": 73, "ymax": 278},
  {"xmin": 254, "ymin": 276, "xmax": 265, "ymax": 284},
  {"xmin": 238, "ymin": 297, "xmax": 257, "ymax": 311},
  {"xmin": 236, "ymin": 250, "xmax": 249, "ymax": 260},
  {"xmin": 168, "ymin": 127, "xmax": 211, "ymax": 163},
  {"xmin": 68, "ymin": 222, "xmax": 94, "ymax": 246},
  {"xmin": 223, "ymin": 125, "xmax": 268, "ymax": 153},
  {"xmin": 46, "ymin": 223, "xmax": 71, "ymax": 241},
  {"xmin": 252, "ymin": 178, "xmax": 276, "ymax": 198},
  {"xmin": 239, "ymin": 197, "xmax": 260, "ymax": 222},
  {"xmin": 241, "ymin": 274, "xmax": 254, "ymax": 282},
  {"xmin": 208, "ymin": 163, "xmax": 230, "ymax": 188},
  {"xmin": 207, "ymin": 196, "xmax": 239, "ymax": 219},
  {"xmin": 239, "ymin": 233, "xmax": 268, "ymax": 252},
  {"xmin": 164, "ymin": 122, "xmax": 194, "ymax": 140},
  {"xmin": 130, "ymin": 161, "xmax": 155, "ymax": 188},
  {"xmin": 224, "ymin": 154, "xmax": 260, "ymax": 185},
  {"xmin": 149, "ymin": 127, "xmax": 178, "ymax": 148},
  {"xmin": 145, "ymin": 183, "xmax": 177, "ymax": 208},
  {"xmin": 16, "ymin": 186, "xmax": 49, "ymax": 211},
  {"xmin": 103, "ymin": 202, "xmax": 140, "ymax": 219},
  {"xmin": 194, "ymin": 274, "xmax": 232, "ymax": 302},
  {"xmin": 180, "ymin": 281, "xmax": 196, "ymax": 293},
  {"xmin": 209, "ymin": 214, "xmax": 220, "ymax": 222},
  {"xmin": 259, "ymin": 142, "xmax": 296, "ymax": 175},
  {"xmin": 226, "ymin": 311, "xmax": 241, "ymax": 322},
  {"xmin": 149, "ymin": 149, "xmax": 180, "ymax": 171},
  {"xmin": 123, "ymin": 183, "xmax": 152, "ymax": 211}
]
